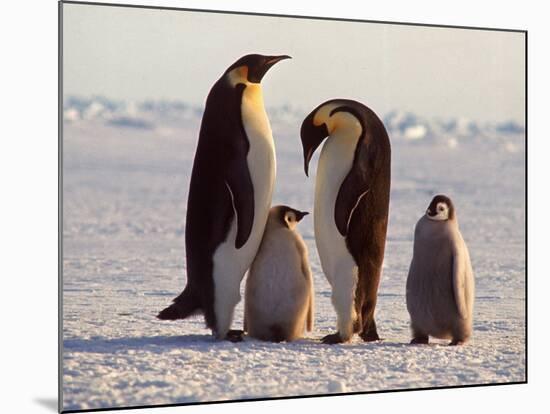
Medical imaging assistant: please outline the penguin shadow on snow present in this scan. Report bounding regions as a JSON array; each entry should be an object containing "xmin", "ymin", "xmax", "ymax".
[
  {"xmin": 237, "ymin": 336, "xmax": 459, "ymax": 351},
  {"xmin": 63, "ymin": 331, "xmax": 469, "ymax": 355},
  {"xmin": 62, "ymin": 334, "xmax": 341, "ymax": 355},
  {"xmin": 63, "ymin": 334, "xmax": 227, "ymax": 354}
]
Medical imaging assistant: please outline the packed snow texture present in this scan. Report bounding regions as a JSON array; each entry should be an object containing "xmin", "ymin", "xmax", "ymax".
[{"xmin": 62, "ymin": 97, "xmax": 525, "ymax": 411}]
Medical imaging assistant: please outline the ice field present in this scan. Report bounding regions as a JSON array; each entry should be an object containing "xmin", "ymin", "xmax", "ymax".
[{"xmin": 62, "ymin": 98, "xmax": 525, "ymax": 411}]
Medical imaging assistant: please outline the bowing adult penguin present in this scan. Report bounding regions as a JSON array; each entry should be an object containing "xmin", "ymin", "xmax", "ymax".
[
  {"xmin": 158, "ymin": 54, "xmax": 291, "ymax": 342},
  {"xmin": 301, "ymin": 99, "xmax": 391, "ymax": 344}
]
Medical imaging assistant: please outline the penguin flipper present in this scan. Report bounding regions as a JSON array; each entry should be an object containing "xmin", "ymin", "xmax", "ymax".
[
  {"xmin": 224, "ymin": 163, "xmax": 254, "ymax": 249},
  {"xmin": 334, "ymin": 166, "xmax": 370, "ymax": 237},
  {"xmin": 334, "ymin": 112, "xmax": 390, "ymax": 237},
  {"xmin": 297, "ymin": 242, "xmax": 314, "ymax": 332},
  {"xmin": 306, "ymin": 293, "xmax": 314, "ymax": 332},
  {"xmin": 223, "ymin": 82, "xmax": 255, "ymax": 250},
  {"xmin": 451, "ymin": 235, "xmax": 470, "ymax": 319}
]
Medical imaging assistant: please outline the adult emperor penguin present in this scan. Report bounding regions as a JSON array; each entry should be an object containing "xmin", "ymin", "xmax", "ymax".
[
  {"xmin": 157, "ymin": 54, "xmax": 291, "ymax": 342},
  {"xmin": 244, "ymin": 205, "xmax": 314, "ymax": 342},
  {"xmin": 406, "ymin": 195, "xmax": 475, "ymax": 345},
  {"xmin": 300, "ymin": 99, "xmax": 391, "ymax": 344}
]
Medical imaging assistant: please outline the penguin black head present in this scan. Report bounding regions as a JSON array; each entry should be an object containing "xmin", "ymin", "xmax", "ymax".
[
  {"xmin": 300, "ymin": 99, "xmax": 365, "ymax": 176},
  {"xmin": 272, "ymin": 205, "xmax": 309, "ymax": 230},
  {"xmin": 225, "ymin": 54, "xmax": 291, "ymax": 84},
  {"xmin": 426, "ymin": 194, "xmax": 455, "ymax": 221},
  {"xmin": 301, "ymin": 111, "xmax": 329, "ymax": 177}
]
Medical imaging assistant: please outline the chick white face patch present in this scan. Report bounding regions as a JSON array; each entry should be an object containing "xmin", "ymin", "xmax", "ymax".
[
  {"xmin": 427, "ymin": 202, "xmax": 449, "ymax": 221},
  {"xmin": 285, "ymin": 211, "xmax": 298, "ymax": 230}
]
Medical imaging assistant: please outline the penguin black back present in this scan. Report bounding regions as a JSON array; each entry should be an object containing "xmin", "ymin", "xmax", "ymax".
[
  {"xmin": 158, "ymin": 71, "xmax": 249, "ymax": 328},
  {"xmin": 332, "ymin": 101, "xmax": 391, "ymax": 341}
]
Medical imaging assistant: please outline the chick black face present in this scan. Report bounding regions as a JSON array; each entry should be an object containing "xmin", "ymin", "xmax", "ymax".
[
  {"xmin": 426, "ymin": 194, "xmax": 455, "ymax": 221},
  {"xmin": 273, "ymin": 205, "xmax": 309, "ymax": 230}
]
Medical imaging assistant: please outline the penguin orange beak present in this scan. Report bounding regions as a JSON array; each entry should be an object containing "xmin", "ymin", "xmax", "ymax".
[{"xmin": 300, "ymin": 112, "xmax": 329, "ymax": 177}]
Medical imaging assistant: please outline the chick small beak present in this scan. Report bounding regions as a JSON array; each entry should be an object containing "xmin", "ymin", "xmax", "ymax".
[{"xmin": 296, "ymin": 211, "xmax": 309, "ymax": 222}]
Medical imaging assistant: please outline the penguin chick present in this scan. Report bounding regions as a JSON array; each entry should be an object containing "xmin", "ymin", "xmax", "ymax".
[
  {"xmin": 244, "ymin": 205, "xmax": 314, "ymax": 342},
  {"xmin": 406, "ymin": 195, "xmax": 475, "ymax": 346}
]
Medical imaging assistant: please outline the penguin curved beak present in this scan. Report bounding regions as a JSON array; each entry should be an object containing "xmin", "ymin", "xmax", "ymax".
[
  {"xmin": 265, "ymin": 55, "xmax": 292, "ymax": 66},
  {"xmin": 250, "ymin": 55, "xmax": 291, "ymax": 83},
  {"xmin": 262, "ymin": 55, "xmax": 292, "ymax": 77},
  {"xmin": 301, "ymin": 112, "xmax": 329, "ymax": 177}
]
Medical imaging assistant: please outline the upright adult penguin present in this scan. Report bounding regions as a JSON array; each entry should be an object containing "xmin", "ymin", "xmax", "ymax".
[
  {"xmin": 158, "ymin": 54, "xmax": 291, "ymax": 342},
  {"xmin": 300, "ymin": 99, "xmax": 391, "ymax": 344}
]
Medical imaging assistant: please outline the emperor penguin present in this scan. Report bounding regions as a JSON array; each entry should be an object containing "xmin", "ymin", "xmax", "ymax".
[
  {"xmin": 300, "ymin": 99, "xmax": 391, "ymax": 344},
  {"xmin": 406, "ymin": 195, "xmax": 475, "ymax": 345},
  {"xmin": 158, "ymin": 54, "xmax": 291, "ymax": 342},
  {"xmin": 244, "ymin": 205, "xmax": 314, "ymax": 342}
]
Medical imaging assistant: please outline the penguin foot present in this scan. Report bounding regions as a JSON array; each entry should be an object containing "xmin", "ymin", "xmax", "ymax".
[
  {"xmin": 321, "ymin": 333, "xmax": 345, "ymax": 344},
  {"xmin": 410, "ymin": 336, "xmax": 429, "ymax": 345},
  {"xmin": 449, "ymin": 339, "xmax": 465, "ymax": 346},
  {"xmin": 360, "ymin": 331, "xmax": 381, "ymax": 342},
  {"xmin": 225, "ymin": 330, "xmax": 244, "ymax": 343}
]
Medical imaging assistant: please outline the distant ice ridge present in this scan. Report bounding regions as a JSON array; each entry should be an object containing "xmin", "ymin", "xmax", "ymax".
[
  {"xmin": 63, "ymin": 96, "xmax": 201, "ymax": 129},
  {"xmin": 63, "ymin": 96, "xmax": 525, "ymax": 145},
  {"xmin": 382, "ymin": 110, "xmax": 524, "ymax": 145}
]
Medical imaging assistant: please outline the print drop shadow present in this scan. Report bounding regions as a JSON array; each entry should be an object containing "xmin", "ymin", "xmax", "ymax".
[{"xmin": 34, "ymin": 398, "xmax": 58, "ymax": 412}]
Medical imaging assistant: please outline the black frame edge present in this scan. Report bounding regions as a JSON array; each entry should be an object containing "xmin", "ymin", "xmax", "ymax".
[
  {"xmin": 59, "ymin": 0, "xmax": 527, "ymax": 34},
  {"xmin": 57, "ymin": 1, "xmax": 529, "ymax": 412},
  {"xmin": 525, "ymin": 31, "xmax": 529, "ymax": 383},
  {"xmin": 61, "ymin": 380, "xmax": 528, "ymax": 414},
  {"xmin": 58, "ymin": 1, "xmax": 64, "ymax": 412}
]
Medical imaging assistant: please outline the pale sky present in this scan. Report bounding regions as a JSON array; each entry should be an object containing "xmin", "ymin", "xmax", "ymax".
[{"xmin": 62, "ymin": 3, "xmax": 525, "ymax": 123}]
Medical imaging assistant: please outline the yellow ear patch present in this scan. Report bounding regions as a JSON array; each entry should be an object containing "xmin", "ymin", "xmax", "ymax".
[
  {"xmin": 285, "ymin": 211, "xmax": 298, "ymax": 229},
  {"xmin": 238, "ymin": 66, "xmax": 248, "ymax": 80},
  {"xmin": 312, "ymin": 102, "xmax": 362, "ymax": 137},
  {"xmin": 313, "ymin": 103, "xmax": 340, "ymax": 129},
  {"xmin": 228, "ymin": 66, "xmax": 249, "ymax": 87}
]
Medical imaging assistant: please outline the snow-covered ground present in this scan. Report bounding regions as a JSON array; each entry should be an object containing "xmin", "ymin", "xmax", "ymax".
[{"xmin": 62, "ymin": 99, "xmax": 525, "ymax": 411}]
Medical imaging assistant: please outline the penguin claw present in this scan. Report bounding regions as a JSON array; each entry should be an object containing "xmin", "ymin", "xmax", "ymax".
[
  {"xmin": 225, "ymin": 329, "xmax": 245, "ymax": 342},
  {"xmin": 449, "ymin": 339, "xmax": 465, "ymax": 346},
  {"xmin": 410, "ymin": 337, "xmax": 429, "ymax": 345},
  {"xmin": 321, "ymin": 333, "xmax": 344, "ymax": 344}
]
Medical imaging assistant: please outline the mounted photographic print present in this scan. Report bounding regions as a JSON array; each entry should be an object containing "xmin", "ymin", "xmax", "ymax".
[{"xmin": 60, "ymin": 1, "xmax": 527, "ymax": 412}]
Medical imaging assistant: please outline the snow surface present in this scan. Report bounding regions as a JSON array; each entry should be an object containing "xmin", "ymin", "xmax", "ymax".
[{"xmin": 62, "ymin": 99, "xmax": 525, "ymax": 411}]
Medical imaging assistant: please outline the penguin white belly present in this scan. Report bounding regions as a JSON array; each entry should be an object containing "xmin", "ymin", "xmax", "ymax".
[
  {"xmin": 314, "ymin": 130, "xmax": 358, "ymax": 283},
  {"xmin": 211, "ymin": 83, "xmax": 275, "ymax": 336},
  {"xmin": 314, "ymin": 130, "xmax": 361, "ymax": 338}
]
